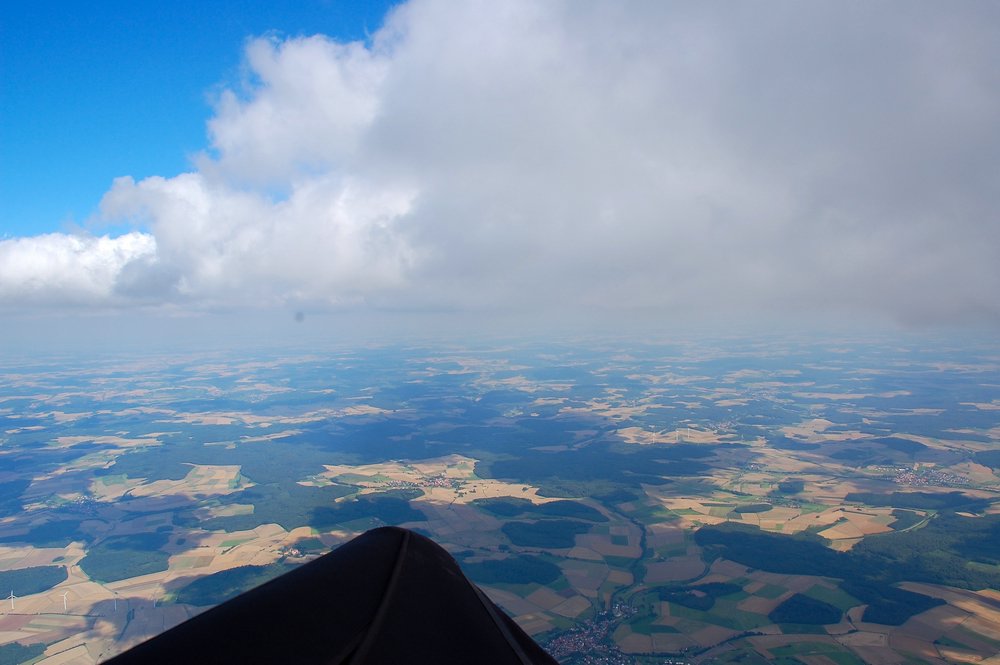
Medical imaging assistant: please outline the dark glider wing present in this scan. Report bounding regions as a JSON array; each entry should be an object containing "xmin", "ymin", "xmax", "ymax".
[{"xmin": 104, "ymin": 526, "xmax": 557, "ymax": 664}]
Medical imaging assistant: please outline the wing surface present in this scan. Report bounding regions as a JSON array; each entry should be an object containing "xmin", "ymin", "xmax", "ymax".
[{"xmin": 105, "ymin": 526, "xmax": 557, "ymax": 664}]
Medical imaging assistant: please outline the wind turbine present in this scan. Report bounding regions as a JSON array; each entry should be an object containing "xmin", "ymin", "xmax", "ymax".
[
  {"xmin": 113, "ymin": 591, "xmax": 118, "ymax": 613},
  {"xmin": 61, "ymin": 591, "xmax": 69, "ymax": 612},
  {"xmin": 8, "ymin": 590, "xmax": 14, "ymax": 611}
]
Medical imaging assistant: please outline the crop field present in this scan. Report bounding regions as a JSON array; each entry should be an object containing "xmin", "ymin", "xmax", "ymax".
[{"xmin": 0, "ymin": 339, "xmax": 997, "ymax": 664}]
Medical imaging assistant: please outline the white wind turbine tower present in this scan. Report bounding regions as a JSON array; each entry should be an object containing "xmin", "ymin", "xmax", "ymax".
[
  {"xmin": 61, "ymin": 591, "xmax": 69, "ymax": 612},
  {"xmin": 8, "ymin": 590, "xmax": 15, "ymax": 611}
]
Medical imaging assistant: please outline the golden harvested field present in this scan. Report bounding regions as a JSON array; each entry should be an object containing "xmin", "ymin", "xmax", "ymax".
[
  {"xmin": 89, "ymin": 465, "xmax": 247, "ymax": 503},
  {"xmin": 900, "ymin": 583, "xmax": 1000, "ymax": 642},
  {"xmin": 51, "ymin": 435, "xmax": 161, "ymax": 450},
  {"xmin": 302, "ymin": 454, "xmax": 554, "ymax": 507},
  {"xmin": 0, "ymin": 614, "xmax": 90, "ymax": 648},
  {"xmin": 816, "ymin": 509, "xmax": 895, "ymax": 542},
  {"xmin": 646, "ymin": 490, "xmax": 899, "ymax": 543},
  {"xmin": 0, "ymin": 545, "xmax": 69, "ymax": 571},
  {"xmin": 616, "ymin": 425, "xmax": 732, "ymax": 445},
  {"xmin": 779, "ymin": 419, "xmax": 871, "ymax": 443}
]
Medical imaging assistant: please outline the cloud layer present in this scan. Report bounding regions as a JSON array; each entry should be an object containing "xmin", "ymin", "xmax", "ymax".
[{"xmin": 4, "ymin": 0, "xmax": 999, "ymax": 327}]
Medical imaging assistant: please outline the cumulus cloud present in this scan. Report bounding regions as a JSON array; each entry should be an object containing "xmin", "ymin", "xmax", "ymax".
[
  {"xmin": 0, "ymin": 232, "xmax": 155, "ymax": 305},
  {"xmin": 100, "ymin": 172, "xmax": 416, "ymax": 306},
  {"xmin": 202, "ymin": 35, "xmax": 387, "ymax": 184},
  {"xmin": 3, "ymin": 0, "xmax": 999, "ymax": 327}
]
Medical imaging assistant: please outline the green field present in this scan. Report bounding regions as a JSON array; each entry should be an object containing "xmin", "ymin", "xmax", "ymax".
[
  {"xmin": 769, "ymin": 642, "xmax": 865, "ymax": 665},
  {"xmin": 669, "ymin": 599, "xmax": 769, "ymax": 631},
  {"xmin": 803, "ymin": 584, "xmax": 860, "ymax": 611}
]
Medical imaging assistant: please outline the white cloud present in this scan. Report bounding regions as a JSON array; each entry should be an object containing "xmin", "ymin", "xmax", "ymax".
[
  {"xmin": 202, "ymin": 35, "xmax": 388, "ymax": 185},
  {"xmin": 3, "ymin": 0, "xmax": 998, "ymax": 327},
  {"xmin": 0, "ymin": 232, "xmax": 155, "ymax": 305},
  {"xmin": 99, "ymin": 172, "xmax": 417, "ymax": 307}
]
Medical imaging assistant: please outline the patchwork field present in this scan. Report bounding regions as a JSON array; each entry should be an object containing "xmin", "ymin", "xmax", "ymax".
[{"xmin": 0, "ymin": 337, "xmax": 997, "ymax": 664}]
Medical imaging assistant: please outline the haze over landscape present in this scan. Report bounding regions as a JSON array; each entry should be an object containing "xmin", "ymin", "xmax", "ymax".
[{"xmin": 1, "ymin": 2, "xmax": 999, "ymax": 664}]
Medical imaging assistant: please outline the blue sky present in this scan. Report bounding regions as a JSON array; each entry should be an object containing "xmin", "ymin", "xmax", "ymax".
[
  {"xmin": 1, "ymin": 0, "xmax": 398, "ymax": 237},
  {"xmin": 0, "ymin": 1, "xmax": 997, "ymax": 332}
]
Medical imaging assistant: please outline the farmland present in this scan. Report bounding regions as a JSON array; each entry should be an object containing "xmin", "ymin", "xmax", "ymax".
[{"xmin": 0, "ymin": 335, "xmax": 997, "ymax": 663}]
